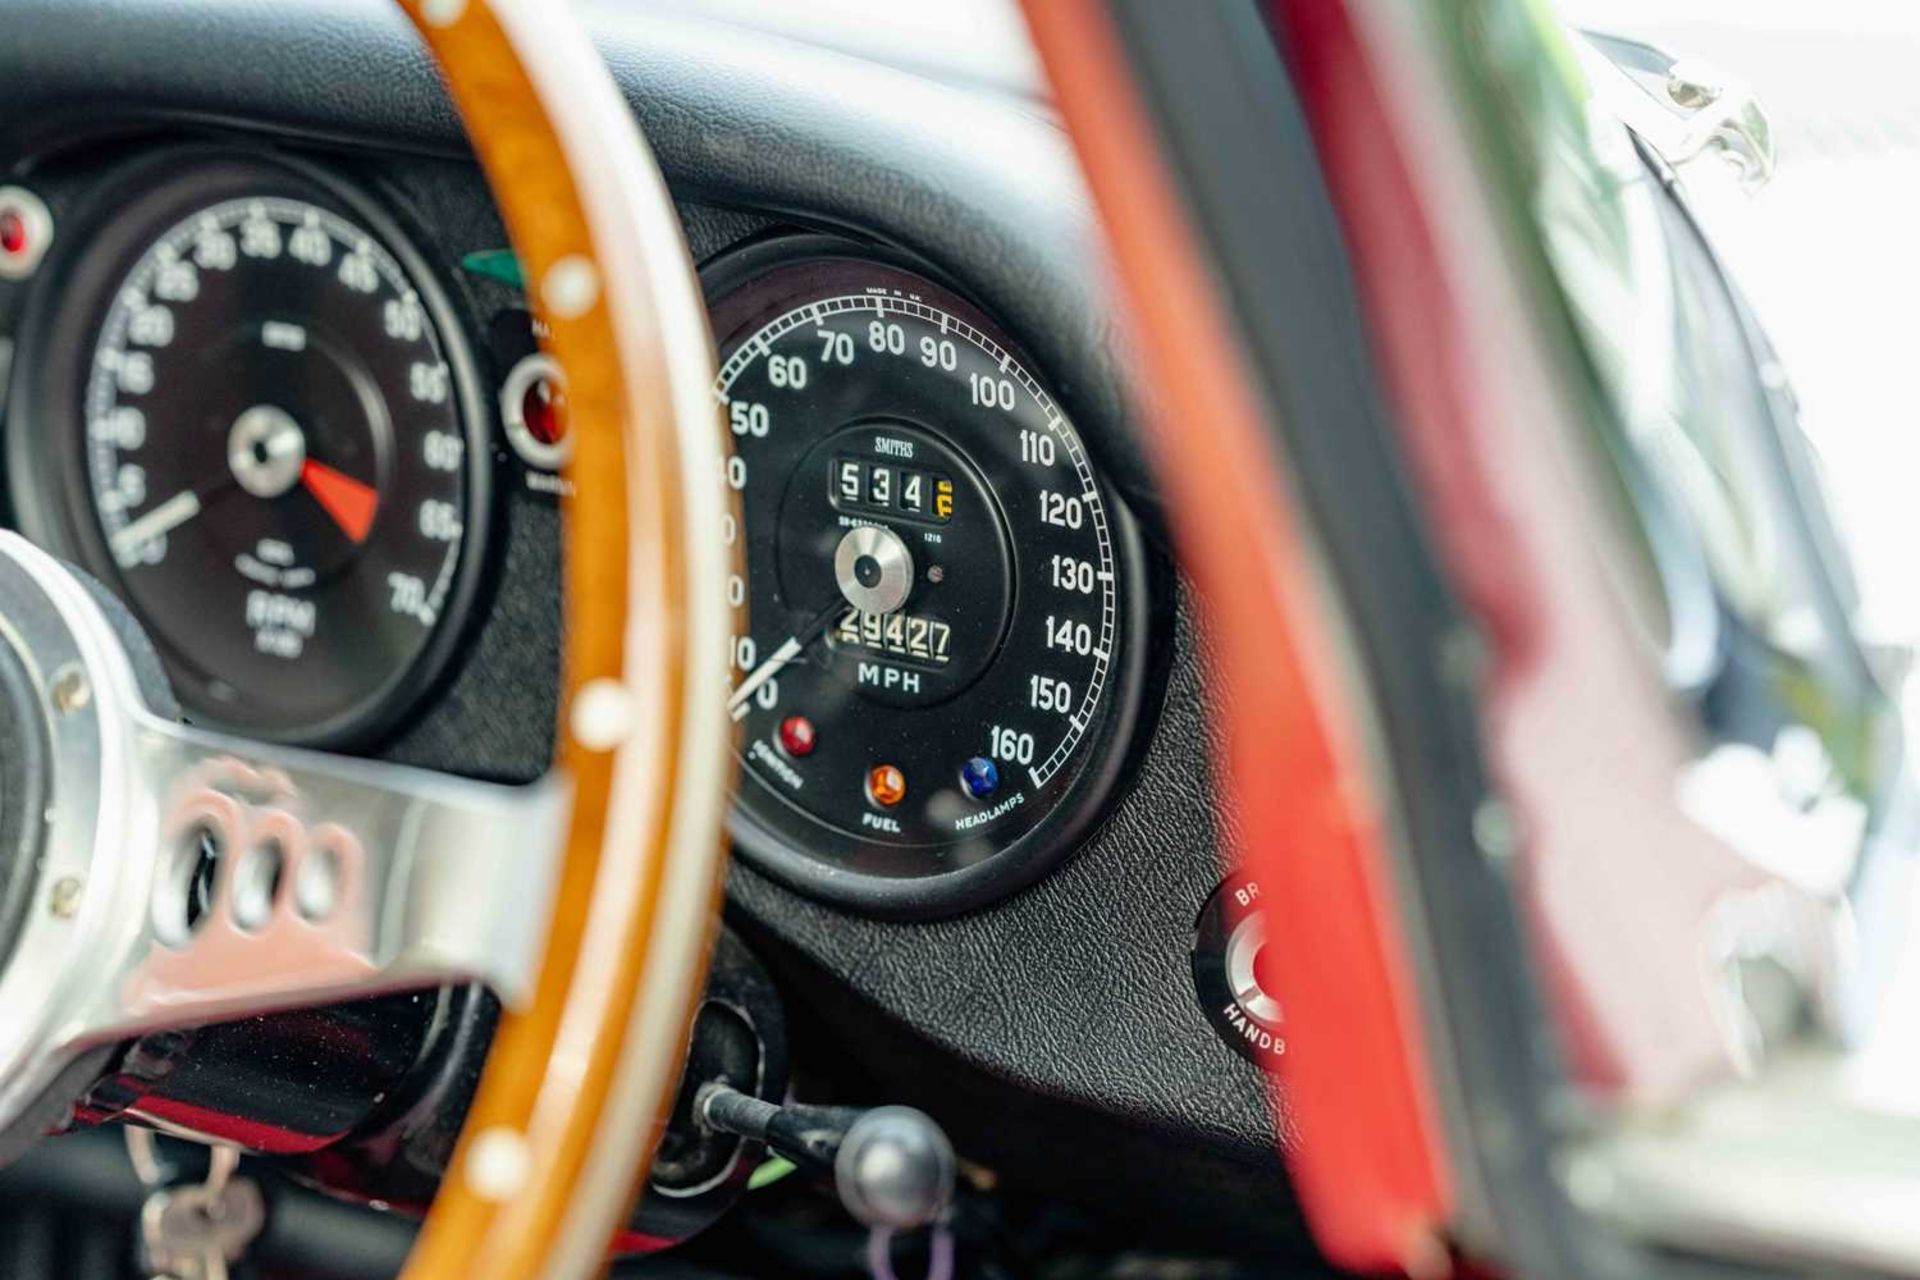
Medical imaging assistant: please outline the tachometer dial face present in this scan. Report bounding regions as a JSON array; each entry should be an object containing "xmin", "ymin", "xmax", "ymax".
[
  {"xmin": 9, "ymin": 156, "xmax": 489, "ymax": 744},
  {"xmin": 708, "ymin": 245, "xmax": 1147, "ymax": 916}
]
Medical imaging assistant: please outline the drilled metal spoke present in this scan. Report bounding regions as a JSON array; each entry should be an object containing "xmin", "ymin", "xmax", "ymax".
[{"xmin": 64, "ymin": 712, "xmax": 567, "ymax": 1050}]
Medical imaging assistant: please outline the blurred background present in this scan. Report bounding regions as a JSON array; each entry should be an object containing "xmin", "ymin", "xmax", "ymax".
[{"xmin": 1558, "ymin": 2, "xmax": 1920, "ymax": 653}]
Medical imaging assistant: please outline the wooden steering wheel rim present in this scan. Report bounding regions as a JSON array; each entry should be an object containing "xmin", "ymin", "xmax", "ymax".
[{"xmin": 394, "ymin": 3, "xmax": 733, "ymax": 1277}]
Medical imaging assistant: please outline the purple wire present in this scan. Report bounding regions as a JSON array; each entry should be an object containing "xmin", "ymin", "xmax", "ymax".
[{"xmin": 866, "ymin": 1224, "xmax": 954, "ymax": 1280}]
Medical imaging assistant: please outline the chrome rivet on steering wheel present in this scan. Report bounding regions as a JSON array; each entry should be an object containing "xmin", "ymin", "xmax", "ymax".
[
  {"xmin": 49, "ymin": 664, "xmax": 89, "ymax": 714},
  {"xmin": 419, "ymin": 0, "xmax": 467, "ymax": 28},
  {"xmin": 570, "ymin": 677, "xmax": 637, "ymax": 750},
  {"xmin": 465, "ymin": 1127, "xmax": 532, "ymax": 1202},
  {"xmin": 47, "ymin": 877, "xmax": 81, "ymax": 920},
  {"xmin": 541, "ymin": 256, "xmax": 600, "ymax": 320}
]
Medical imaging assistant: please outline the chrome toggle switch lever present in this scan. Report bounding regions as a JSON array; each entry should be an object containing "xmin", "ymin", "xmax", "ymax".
[{"xmin": 695, "ymin": 1082, "xmax": 956, "ymax": 1232}]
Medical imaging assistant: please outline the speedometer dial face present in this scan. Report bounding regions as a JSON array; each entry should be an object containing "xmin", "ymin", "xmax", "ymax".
[
  {"xmin": 709, "ymin": 245, "xmax": 1147, "ymax": 916},
  {"xmin": 9, "ymin": 156, "xmax": 489, "ymax": 744}
]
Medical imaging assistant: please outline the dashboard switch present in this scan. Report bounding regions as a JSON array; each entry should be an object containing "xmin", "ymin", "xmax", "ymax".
[
  {"xmin": 960, "ymin": 755, "xmax": 999, "ymax": 800},
  {"xmin": 778, "ymin": 715, "xmax": 817, "ymax": 758},
  {"xmin": 0, "ymin": 186, "xmax": 51, "ymax": 281},
  {"xmin": 500, "ymin": 351, "xmax": 572, "ymax": 471},
  {"xmin": 1193, "ymin": 871, "xmax": 1287, "ymax": 1071}
]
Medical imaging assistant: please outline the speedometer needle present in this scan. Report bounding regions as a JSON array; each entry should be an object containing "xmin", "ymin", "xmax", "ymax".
[
  {"xmin": 110, "ymin": 489, "xmax": 203, "ymax": 562},
  {"xmin": 300, "ymin": 459, "xmax": 379, "ymax": 544},
  {"xmin": 728, "ymin": 599, "xmax": 846, "ymax": 722}
]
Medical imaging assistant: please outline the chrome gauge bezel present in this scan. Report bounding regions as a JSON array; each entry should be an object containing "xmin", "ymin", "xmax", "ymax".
[
  {"xmin": 706, "ymin": 236, "xmax": 1154, "ymax": 918},
  {"xmin": 4, "ymin": 147, "xmax": 495, "ymax": 748}
]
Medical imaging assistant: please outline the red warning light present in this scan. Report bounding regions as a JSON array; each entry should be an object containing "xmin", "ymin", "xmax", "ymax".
[
  {"xmin": 521, "ymin": 373, "xmax": 567, "ymax": 446},
  {"xmin": 777, "ymin": 715, "xmax": 817, "ymax": 758},
  {"xmin": 0, "ymin": 188, "xmax": 52, "ymax": 282}
]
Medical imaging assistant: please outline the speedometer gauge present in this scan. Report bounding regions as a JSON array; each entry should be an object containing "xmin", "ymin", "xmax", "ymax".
[
  {"xmin": 7, "ymin": 153, "xmax": 489, "ymax": 745},
  {"xmin": 708, "ymin": 241, "xmax": 1149, "ymax": 916}
]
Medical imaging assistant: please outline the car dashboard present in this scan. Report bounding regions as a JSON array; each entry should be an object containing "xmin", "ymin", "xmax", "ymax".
[{"xmin": 0, "ymin": 0, "xmax": 1303, "ymax": 1269}]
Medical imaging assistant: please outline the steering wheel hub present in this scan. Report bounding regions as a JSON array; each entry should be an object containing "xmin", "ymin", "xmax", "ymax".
[
  {"xmin": 0, "ymin": 533, "xmax": 146, "ymax": 1148},
  {"xmin": 0, "ymin": 621, "xmax": 49, "ymax": 973}
]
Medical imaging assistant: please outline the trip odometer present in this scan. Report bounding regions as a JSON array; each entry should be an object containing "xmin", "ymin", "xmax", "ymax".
[
  {"xmin": 7, "ymin": 154, "xmax": 489, "ymax": 744},
  {"xmin": 710, "ymin": 243, "xmax": 1147, "ymax": 916}
]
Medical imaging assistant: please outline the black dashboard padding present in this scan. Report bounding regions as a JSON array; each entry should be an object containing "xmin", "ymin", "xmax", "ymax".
[
  {"xmin": 728, "ymin": 592, "xmax": 1286, "ymax": 1165},
  {"xmin": 0, "ymin": 0, "xmax": 1161, "ymax": 535},
  {"xmin": 744, "ymin": 912, "xmax": 1319, "ymax": 1262}
]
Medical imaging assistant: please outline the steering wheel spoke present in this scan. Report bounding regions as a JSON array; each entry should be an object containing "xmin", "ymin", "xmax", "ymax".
[
  {"xmin": 0, "ymin": 529, "xmax": 569, "ymax": 1060},
  {"xmin": 66, "ymin": 716, "xmax": 570, "ymax": 1050}
]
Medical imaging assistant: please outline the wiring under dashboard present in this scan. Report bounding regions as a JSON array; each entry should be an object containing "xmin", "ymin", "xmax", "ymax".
[{"xmin": 868, "ymin": 1225, "xmax": 956, "ymax": 1280}]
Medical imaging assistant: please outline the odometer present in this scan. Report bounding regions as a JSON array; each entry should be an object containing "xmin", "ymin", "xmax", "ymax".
[
  {"xmin": 708, "ymin": 243, "xmax": 1147, "ymax": 916},
  {"xmin": 7, "ymin": 154, "xmax": 489, "ymax": 744}
]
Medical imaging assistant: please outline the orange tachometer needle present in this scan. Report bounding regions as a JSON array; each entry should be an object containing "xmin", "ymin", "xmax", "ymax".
[{"xmin": 300, "ymin": 459, "xmax": 379, "ymax": 544}]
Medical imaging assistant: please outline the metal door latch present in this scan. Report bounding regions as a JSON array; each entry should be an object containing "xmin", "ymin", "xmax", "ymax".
[{"xmin": 1580, "ymin": 32, "xmax": 1776, "ymax": 191}]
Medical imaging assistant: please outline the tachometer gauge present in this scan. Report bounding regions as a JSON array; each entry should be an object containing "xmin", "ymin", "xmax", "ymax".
[
  {"xmin": 708, "ymin": 241, "xmax": 1149, "ymax": 916},
  {"xmin": 7, "ymin": 153, "xmax": 490, "ymax": 745}
]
